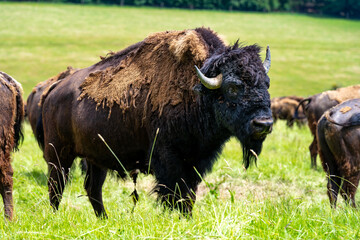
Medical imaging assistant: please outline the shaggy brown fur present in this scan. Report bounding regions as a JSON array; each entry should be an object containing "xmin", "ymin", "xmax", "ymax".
[
  {"xmin": 271, "ymin": 96, "xmax": 306, "ymax": 127},
  {"xmin": 78, "ymin": 29, "xmax": 213, "ymax": 116},
  {"xmin": 317, "ymin": 98, "xmax": 360, "ymax": 208},
  {"xmin": 295, "ymin": 84, "xmax": 360, "ymax": 168},
  {"xmin": 0, "ymin": 71, "xmax": 24, "ymax": 220},
  {"xmin": 326, "ymin": 85, "xmax": 360, "ymax": 103}
]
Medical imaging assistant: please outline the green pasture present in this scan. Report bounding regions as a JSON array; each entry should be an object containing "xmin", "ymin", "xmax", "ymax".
[{"xmin": 0, "ymin": 2, "xmax": 360, "ymax": 239}]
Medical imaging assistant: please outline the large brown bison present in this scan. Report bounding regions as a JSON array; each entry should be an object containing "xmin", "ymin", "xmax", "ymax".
[
  {"xmin": 0, "ymin": 72, "xmax": 24, "ymax": 220},
  {"xmin": 317, "ymin": 98, "xmax": 360, "ymax": 208},
  {"xmin": 38, "ymin": 27, "xmax": 273, "ymax": 217},
  {"xmin": 295, "ymin": 85, "xmax": 360, "ymax": 168},
  {"xmin": 271, "ymin": 96, "xmax": 306, "ymax": 127}
]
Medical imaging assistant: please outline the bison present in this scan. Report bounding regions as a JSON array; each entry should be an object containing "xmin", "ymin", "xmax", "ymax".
[
  {"xmin": 38, "ymin": 27, "xmax": 273, "ymax": 217},
  {"xmin": 26, "ymin": 66, "xmax": 77, "ymax": 146},
  {"xmin": 295, "ymin": 85, "xmax": 360, "ymax": 168},
  {"xmin": 26, "ymin": 67, "xmax": 88, "ymax": 173},
  {"xmin": 0, "ymin": 71, "xmax": 24, "ymax": 220},
  {"xmin": 317, "ymin": 98, "xmax": 360, "ymax": 208},
  {"xmin": 271, "ymin": 96, "xmax": 306, "ymax": 128}
]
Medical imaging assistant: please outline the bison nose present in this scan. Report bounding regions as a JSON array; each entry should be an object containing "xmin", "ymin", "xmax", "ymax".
[{"xmin": 251, "ymin": 118, "xmax": 273, "ymax": 136}]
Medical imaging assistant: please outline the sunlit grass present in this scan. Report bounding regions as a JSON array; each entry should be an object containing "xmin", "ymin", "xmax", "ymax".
[{"xmin": 2, "ymin": 121, "xmax": 358, "ymax": 239}]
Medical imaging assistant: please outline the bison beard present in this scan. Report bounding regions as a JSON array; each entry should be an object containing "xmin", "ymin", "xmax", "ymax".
[
  {"xmin": 38, "ymin": 27, "xmax": 273, "ymax": 218},
  {"xmin": 242, "ymin": 140, "xmax": 263, "ymax": 169}
]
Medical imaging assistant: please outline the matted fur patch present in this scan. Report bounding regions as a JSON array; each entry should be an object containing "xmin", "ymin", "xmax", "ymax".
[
  {"xmin": 78, "ymin": 29, "xmax": 216, "ymax": 117},
  {"xmin": 326, "ymin": 85, "xmax": 360, "ymax": 103},
  {"xmin": 340, "ymin": 106, "xmax": 352, "ymax": 113},
  {"xmin": 0, "ymin": 72, "xmax": 22, "ymax": 148}
]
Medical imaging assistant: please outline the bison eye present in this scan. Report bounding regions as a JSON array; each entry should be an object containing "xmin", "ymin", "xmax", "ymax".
[{"xmin": 227, "ymin": 86, "xmax": 238, "ymax": 97}]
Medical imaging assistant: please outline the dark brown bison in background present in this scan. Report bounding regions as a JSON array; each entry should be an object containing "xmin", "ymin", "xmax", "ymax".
[
  {"xmin": 295, "ymin": 85, "xmax": 360, "ymax": 168},
  {"xmin": 26, "ymin": 67, "xmax": 87, "ymax": 173},
  {"xmin": 271, "ymin": 96, "xmax": 306, "ymax": 127},
  {"xmin": 0, "ymin": 72, "xmax": 24, "ymax": 220},
  {"xmin": 37, "ymin": 27, "xmax": 273, "ymax": 217},
  {"xmin": 26, "ymin": 66, "xmax": 77, "ymax": 145},
  {"xmin": 317, "ymin": 98, "xmax": 360, "ymax": 208}
]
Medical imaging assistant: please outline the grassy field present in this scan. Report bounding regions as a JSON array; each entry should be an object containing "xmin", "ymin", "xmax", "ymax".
[{"xmin": 1, "ymin": 2, "xmax": 360, "ymax": 239}]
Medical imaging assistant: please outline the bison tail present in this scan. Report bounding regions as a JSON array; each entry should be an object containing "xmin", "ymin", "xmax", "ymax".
[
  {"xmin": 13, "ymin": 81, "xmax": 25, "ymax": 151},
  {"xmin": 316, "ymin": 116, "xmax": 336, "ymax": 174},
  {"xmin": 35, "ymin": 113, "xmax": 45, "ymax": 150},
  {"xmin": 348, "ymin": 113, "xmax": 360, "ymax": 126},
  {"xmin": 294, "ymin": 98, "xmax": 311, "ymax": 119}
]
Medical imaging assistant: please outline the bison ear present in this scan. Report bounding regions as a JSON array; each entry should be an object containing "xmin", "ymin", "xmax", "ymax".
[{"xmin": 193, "ymin": 83, "xmax": 207, "ymax": 95}]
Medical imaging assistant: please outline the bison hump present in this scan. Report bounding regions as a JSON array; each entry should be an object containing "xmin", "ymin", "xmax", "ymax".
[
  {"xmin": 78, "ymin": 29, "xmax": 214, "ymax": 117},
  {"xmin": 326, "ymin": 85, "xmax": 360, "ymax": 103}
]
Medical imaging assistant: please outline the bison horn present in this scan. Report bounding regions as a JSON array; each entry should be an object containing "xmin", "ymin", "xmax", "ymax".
[
  {"xmin": 263, "ymin": 46, "xmax": 271, "ymax": 74},
  {"xmin": 194, "ymin": 65, "xmax": 223, "ymax": 90}
]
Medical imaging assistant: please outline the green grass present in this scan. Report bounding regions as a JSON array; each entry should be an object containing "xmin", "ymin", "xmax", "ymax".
[{"xmin": 1, "ymin": 2, "xmax": 360, "ymax": 239}]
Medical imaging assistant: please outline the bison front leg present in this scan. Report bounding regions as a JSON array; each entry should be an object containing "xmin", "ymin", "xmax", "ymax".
[
  {"xmin": 84, "ymin": 161, "xmax": 108, "ymax": 218},
  {"xmin": 152, "ymin": 149, "xmax": 200, "ymax": 216},
  {"xmin": 157, "ymin": 182, "xmax": 197, "ymax": 217},
  {"xmin": 0, "ymin": 152, "xmax": 14, "ymax": 220}
]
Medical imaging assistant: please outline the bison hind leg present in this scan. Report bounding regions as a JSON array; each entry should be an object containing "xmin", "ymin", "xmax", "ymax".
[
  {"xmin": 326, "ymin": 176, "xmax": 342, "ymax": 208},
  {"xmin": 318, "ymin": 117, "xmax": 341, "ymax": 208},
  {"xmin": 84, "ymin": 161, "xmax": 108, "ymax": 218},
  {"xmin": 45, "ymin": 144, "xmax": 75, "ymax": 212},
  {"xmin": 0, "ymin": 151, "xmax": 14, "ymax": 220},
  {"xmin": 340, "ymin": 174, "xmax": 360, "ymax": 208}
]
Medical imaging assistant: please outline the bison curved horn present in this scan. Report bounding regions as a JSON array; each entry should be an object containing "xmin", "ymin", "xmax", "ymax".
[
  {"xmin": 194, "ymin": 65, "xmax": 223, "ymax": 90},
  {"xmin": 263, "ymin": 46, "xmax": 271, "ymax": 74}
]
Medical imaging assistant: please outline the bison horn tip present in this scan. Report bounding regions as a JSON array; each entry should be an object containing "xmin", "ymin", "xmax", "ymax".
[
  {"xmin": 194, "ymin": 65, "xmax": 222, "ymax": 90},
  {"xmin": 263, "ymin": 45, "xmax": 271, "ymax": 74}
]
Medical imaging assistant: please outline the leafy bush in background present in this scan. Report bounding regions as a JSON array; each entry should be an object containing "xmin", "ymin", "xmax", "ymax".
[{"xmin": 2, "ymin": 0, "xmax": 360, "ymax": 18}]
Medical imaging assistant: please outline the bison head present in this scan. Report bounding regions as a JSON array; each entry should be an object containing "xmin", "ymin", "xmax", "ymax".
[{"xmin": 194, "ymin": 43, "xmax": 273, "ymax": 168}]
